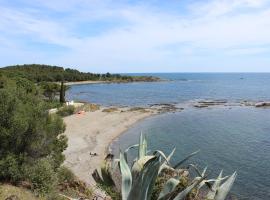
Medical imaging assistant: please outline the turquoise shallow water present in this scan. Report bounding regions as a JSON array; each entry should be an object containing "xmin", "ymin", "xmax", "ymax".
[{"xmin": 67, "ymin": 73, "xmax": 270, "ymax": 199}]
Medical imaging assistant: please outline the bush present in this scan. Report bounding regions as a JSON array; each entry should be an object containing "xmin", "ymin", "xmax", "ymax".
[
  {"xmin": 56, "ymin": 106, "xmax": 75, "ymax": 117},
  {"xmin": 98, "ymin": 183, "xmax": 121, "ymax": 200},
  {"xmin": 23, "ymin": 158, "xmax": 58, "ymax": 196},
  {"xmin": 0, "ymin": 154, "xmax": 21, "ymax": 182},
  {"xmin": 57, "ymin": 167, "xmax": 75, "ymax": 183}
]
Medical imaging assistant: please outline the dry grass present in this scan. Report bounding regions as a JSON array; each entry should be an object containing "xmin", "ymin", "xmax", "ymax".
[
  {"xmin": 0, "ymin": 184, "xmax": 44, "ymax": 200},
  {"xmin": 58, "ymin": 180, "xmax": 92, "ymax": 199},
  {"xmin": 76, "ymin": 103, "xmax": 100, "ymax": 112},
  {"xmin": 102, "ymin": 107, "xmax": 119, "ymax": 113}
]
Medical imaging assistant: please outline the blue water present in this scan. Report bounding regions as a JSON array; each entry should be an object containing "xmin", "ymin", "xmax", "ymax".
[
  {"xmin": 112, "ymin": 107, "xmax": 270, "ymax": 200},
  {"xmin": 67, "ymin": 73, "xmax": 270, "ymax": 199},
  {"xmin": 67, "ymin": 73, "xmax": 270, "ymax": 106}
]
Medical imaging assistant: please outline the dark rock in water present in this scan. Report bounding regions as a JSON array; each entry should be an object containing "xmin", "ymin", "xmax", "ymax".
[
  {"xmin": 194, "ymin": 99, "xmax": 227, "ymax": 108},
  {"xmin": 149, "ymin": 103, "xmax": 175, "ymax": 107},
  {"xmin": 194, "ymin": 104, "xmax": 209, "ymax": 108},
  {"xmin": 179, "ymin": 78, "xmax": 188, "ymax": 81},
  {"xmin": 149, "ymin": 103, "xmax": 182, "ymax": 113},
  {"xmin": 240, "ymin": 101, "xmax": 255, "ymax": 106},
  {"xmin": 255, "ymin": 102, "xmax": 270, "ymax": 107},
  {"xmin": 198, "ymin": 99, "xmax": 227, "ymax": 105}
]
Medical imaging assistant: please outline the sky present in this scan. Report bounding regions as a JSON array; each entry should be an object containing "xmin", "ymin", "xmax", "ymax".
[{"xmin": 1, "ymin": 0, "xmax": 270, "ymax": 73}]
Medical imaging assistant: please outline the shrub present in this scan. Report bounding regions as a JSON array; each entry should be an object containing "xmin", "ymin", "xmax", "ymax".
[
  {"xmin": 23, "ymin": 158, "xmax": 58, "ymax": 196},
  {"xmin": 0, "ymin": 154, "xmax": 21, "ymax": 182},
  {"xmin": 98, "ymin": 183, "xmax": 121, "ymax": 200},
  {"xmin": 57, "ymin": 167, "xmax": 75, "ymax": 183},
  {"xmin": 56, "ymin": 106, "xmax": 75, "ymax": 117},
  {"xmin": 0, "ymin": 76, "xmax": 68, "ymax": 197}
]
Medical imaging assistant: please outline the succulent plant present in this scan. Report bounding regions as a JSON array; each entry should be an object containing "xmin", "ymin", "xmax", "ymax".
[{"xmin": 93, "ymin": 133, "xmax": 237, "ymax": 200}]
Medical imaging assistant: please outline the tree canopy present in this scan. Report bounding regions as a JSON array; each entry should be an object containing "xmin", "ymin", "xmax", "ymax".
[
  {"xmin": 0, "ymin": 74, "xmax": 67, "ymax": 185},
  {"xmin": 0, "ymin": 64, "xmax": 160, "ymax": 83}
]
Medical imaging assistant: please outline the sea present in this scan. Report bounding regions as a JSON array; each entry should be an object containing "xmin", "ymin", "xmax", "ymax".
[{"xmin": 67, "ymin": 73, "xmax": 270, "ymax": 200}]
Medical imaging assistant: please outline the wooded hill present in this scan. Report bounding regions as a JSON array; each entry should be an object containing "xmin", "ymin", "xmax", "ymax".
[{"xmin": 0, "ymin": 64, "xmax": 160, "ymax": 82}]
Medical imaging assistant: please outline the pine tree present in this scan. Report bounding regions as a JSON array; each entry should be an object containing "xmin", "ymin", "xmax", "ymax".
[{"xmin": 60, "ymin": 81, "xmax": 65, "ymax": 103}]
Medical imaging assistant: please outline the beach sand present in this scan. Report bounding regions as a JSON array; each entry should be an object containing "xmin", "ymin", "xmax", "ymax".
[
  {"xmin": 63, "ymin": 107, "xmax": 156, "ymax": 187},
  {"xmin": 64, "ymin": 80, "xmax": 107, "ymax": 85}
]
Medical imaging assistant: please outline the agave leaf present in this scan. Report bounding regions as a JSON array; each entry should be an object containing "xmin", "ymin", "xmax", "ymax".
[
  {"xmin": 189, "ymin": 165, "xmax": 212, "ymax": 190},
  {"xmin": 100, "ymin": 160, "xmax": 115, "ymax": 186},
  {"xmin": 92, "ymin": 158, "xmax": 116, "ymax": 186},
  {"xmin": 119, "ymin": 152, "xmax": 132, "ymax": 200},
  {"xmin": 143, "ymin": 135, "xmax": 148, "ymax": 156},
  {"xmin": 173, "ymin": 176, "xmax": 205, "ymax": 200},
  {"xmin": 154, "ymin": 148, "xmax": 175, "ymax": 165},
  {"xmin": 199, "ymin": 175, "xmax": 229, "ymax": 191},
  {"xmin": 146, "ymin": 156, "xmax": 162, "ymax": 200},
  {"xmin": 158, "ymin": 177, "xmax": 180, "ymax": 200},
  {"xmin": 188, "ymin": 164, "xmax": 205, "ymax": 177},
  {"xmin": 124, "ymin": 144, "xmax": 139, "ymax": 162},
  {"xmin": 206, "ymin": 170, "xmax": 224, "ymax": 199},
  {"xmin": 201, "ymin": 167, "xmax": 207, "ymax": 177},
  {"xmin": 198, "ymin": 178, "xmax": 219, "ymax": 190},
  {"xmin": 215, "ymin": 172, "xmax": 237, "ymax": 200},
  {"xmin": 131, "ymin": 155, "xmax": 155, "ymax": 180},
  {"xmin": 173, "ymin": 150, "xmax": 200, "ymax": 169},
  {"xmin": 128, "ymin": 156, "xmax": 161, "ymax": 200},
  {"xmin": 92, "ymin": 169, "xmax": 104, "ymax": 184},
  {"xmin": 139, "ymin": 133, "xmax": 147, "ymax": 159},
  {"xmin": 157, "ymin": 148, "xmax": 176, "ymax": 173}
]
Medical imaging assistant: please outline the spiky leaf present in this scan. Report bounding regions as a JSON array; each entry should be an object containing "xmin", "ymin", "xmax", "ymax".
[
  {"xmin": 119, "ymin": 152, "xmax": 132, "ymax": 200},
  {"xmin": 215, "ymin": 172, "xmax": 237, "ymax": 200},
  {"xmin": 128, "ymin": 156, "xmax": 161, "ymax": 200},
  {"xmin": 206, "ymin": 170, "xmax": 224, "ymax": 199},
  {"xmin": 173, "ymin": 150, "xmax": 200, "ymax": 169},
  {"xmin": 158, "ymin": 177, "xmax": 180, "ymax": 200},
  {"xmin": 173, "ymin": 176, "xmax": 205, "ymax": 200}
]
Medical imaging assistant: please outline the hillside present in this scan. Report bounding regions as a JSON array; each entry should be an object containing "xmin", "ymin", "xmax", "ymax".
[{"xmin": 0, "ymin": 64, "xmax": 160, "ymax": 83}]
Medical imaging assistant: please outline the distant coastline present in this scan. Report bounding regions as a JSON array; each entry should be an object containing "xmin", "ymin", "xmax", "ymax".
[
  {"xmin": 64, "ymin": 78, "xmax": 163, "ymax": 86},
  {"xmin": 0, "ymin": 64, "xmax": 162, "ymax": 83}
]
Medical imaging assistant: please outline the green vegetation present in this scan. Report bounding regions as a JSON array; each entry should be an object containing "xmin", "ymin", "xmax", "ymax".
[
  {"xmin": 94, "ymin": 134, "xmax": 237, "ymax": 200},
  {"xmin": 0, "ymin": 72, "xmax": 92, "ymax": 199},
  {"xmin": 0, "ymin": 64, "xmax": 160, "ymax": 83},
  {"xmin": 39, "ymin": 82, "xmax": 69, "ymax": 102},
  {"xmin": 24, "ymin": 158, "xmax": 58, "ymax": 195},
  {"xmin": 0, "ymin": 74, "xmax": 67, "ymax": 194},
  {"xmin": 57, "ymin": 167, "xmax": 75, "ymax": 183},
  {"xmin": 98, "ymin": 183, "xmax": 121, "ymax": 200},
  {"xmin": 56, "ymin": 105, "xmax": 75, "ymax": 117}
]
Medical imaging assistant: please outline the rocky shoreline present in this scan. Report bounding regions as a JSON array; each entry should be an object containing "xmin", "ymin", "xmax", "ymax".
[{"xmin": 193, "ymin": 99, "xmax": 270, "ymax": 108}]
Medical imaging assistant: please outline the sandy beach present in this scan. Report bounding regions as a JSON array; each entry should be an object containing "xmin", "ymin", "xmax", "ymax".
[
  {"xmin": 63, "ymin": 107, "xmax": 157, "ymax": 186},
  {"xmin": 63, "ymin": 80, "xmax": 107, "ymax": 85}
]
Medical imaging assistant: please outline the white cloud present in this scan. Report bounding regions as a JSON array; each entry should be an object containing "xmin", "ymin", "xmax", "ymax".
[
  {"xmin": 0, "ymin": 0, "xmax": 270, "ymax": 72},
  {"xmin": 190, "ymin": 0, "xmax": 268, "ymax": 17}
]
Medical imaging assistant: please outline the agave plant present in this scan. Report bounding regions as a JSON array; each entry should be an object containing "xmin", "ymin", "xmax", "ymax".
[{"xmin": 93, "ymin": 133, "xmax": 237, "ymax": 200}]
